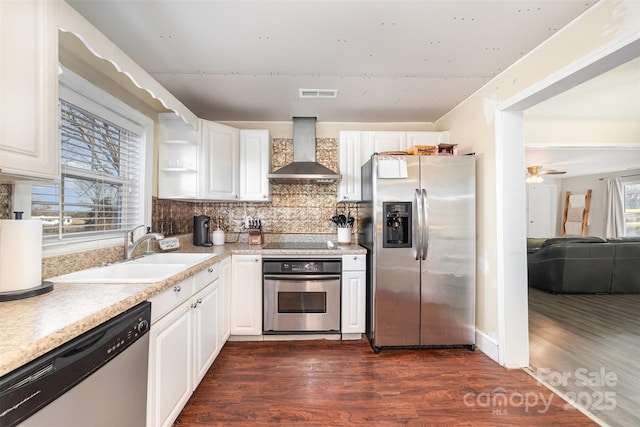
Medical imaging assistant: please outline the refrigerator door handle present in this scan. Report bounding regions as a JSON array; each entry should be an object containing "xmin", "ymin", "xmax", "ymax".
[
  {"xmin": 421, "ymin": 188, "xmax": 429, "ymax": 260},
  {"xmin": 414, "ymin": 188, "xmax": 422, "ymax": 260}
]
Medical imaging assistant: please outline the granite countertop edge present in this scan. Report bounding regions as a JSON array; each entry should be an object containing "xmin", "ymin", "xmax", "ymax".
[{"xmin": 0, "ymin": 243, "xmax": 366, "ymax": 377}]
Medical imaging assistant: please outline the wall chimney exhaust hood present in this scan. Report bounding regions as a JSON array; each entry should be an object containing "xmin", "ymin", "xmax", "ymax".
[{"xmin": 267, "ymin": 117, "xmax": 341, "ymax": 184}]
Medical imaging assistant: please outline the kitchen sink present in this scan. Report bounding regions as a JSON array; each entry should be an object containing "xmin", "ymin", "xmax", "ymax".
[
  {"xmin": 49, "ymin": 253, "xmax": 215, "ymax": 284},
  {"xmin": 49, "ymin": 264, "xmax": 186, "ymax": 284},
  {"xmin": 128, "ymin": 252, "xmax": 215, "ymax": 266}
]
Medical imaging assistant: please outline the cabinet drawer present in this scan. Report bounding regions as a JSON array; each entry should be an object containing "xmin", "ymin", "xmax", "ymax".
[
  {"xmin": 194, "ymin": 262, "xmax": 220, "ymax": 292},
  {"xmin": 342, "ymin": 254, "xmax": 366, "ymax": 271},
  {"xmin": 149, "ymin": 277, "xmax": 194, "ymax": 324}
]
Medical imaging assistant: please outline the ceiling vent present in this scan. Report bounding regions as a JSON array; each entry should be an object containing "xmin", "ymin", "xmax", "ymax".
[{"xmin": 299, "ymin": 89, "xmax": 338, "ymax": 98}]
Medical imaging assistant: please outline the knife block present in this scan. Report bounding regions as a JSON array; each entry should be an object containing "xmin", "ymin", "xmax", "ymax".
[{"xmin": 248, "ymin": 229, "xmax": 263, "ymax": 245}]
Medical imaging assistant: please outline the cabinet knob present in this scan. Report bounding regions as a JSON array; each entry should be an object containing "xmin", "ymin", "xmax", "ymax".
[
  {"xmin": 262, "ymin": 194, "xmax": 267, "ymax": 199},
  {"xmin": 208, "ymin": 267, "xmax": 214, "ymax": 273},
  {"xmin": 174, "ymin": 285, "xmax": 182, "ymax": 292},
  {"xmin": 353, "ymin": 256, "xmax": 358, "ymax": 260},
  {"xmin": 255, "ymin": 258, "xmax": 260, "ymax": 262},
  {"xmin": 343, "ymin": 196, "xmax": 347, "ymax": 200},
  {"xmin": 191, "ymin": 302, "xmax": 198, "ymax": 309}
]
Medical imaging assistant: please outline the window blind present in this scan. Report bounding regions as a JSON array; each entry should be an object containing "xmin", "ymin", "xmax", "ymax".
[{"xmin": 32, "ymin": 100, "xmax": 141, "ymax": 240}]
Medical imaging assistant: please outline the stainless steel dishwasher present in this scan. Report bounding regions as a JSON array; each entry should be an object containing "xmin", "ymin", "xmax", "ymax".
[{"xmin": 0, "ymin": 301, "xmax": 151, "ymax": 427}]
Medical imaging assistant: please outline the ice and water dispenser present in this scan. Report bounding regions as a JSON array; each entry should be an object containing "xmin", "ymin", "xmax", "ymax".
[{"xmin": 383, "ymin": 202, "xmax": 412, "ymax": 248}]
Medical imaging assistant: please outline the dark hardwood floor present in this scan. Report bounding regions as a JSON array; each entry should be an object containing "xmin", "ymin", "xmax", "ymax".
[
  {"xmin": 175, "ymin": 339, "xmax": 594, "ymax": 426},
  {"xmin": 528, "ymin": 288, "xmax": 640, "ymax": 427}
]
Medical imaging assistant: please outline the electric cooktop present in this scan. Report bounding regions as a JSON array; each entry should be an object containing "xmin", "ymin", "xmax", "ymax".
[{"xmin": 262, "ymin": 242, "xmax": 338, "ymax": 250}]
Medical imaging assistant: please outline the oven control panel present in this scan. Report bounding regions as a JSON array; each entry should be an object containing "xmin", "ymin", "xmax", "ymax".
[
  {"xmin": 283, "ymin": 261, "xmax": 322, "ymax": 273},
  {"xmin": 263, "ymin": 260, "xmax": 341, "ymax": 274}
]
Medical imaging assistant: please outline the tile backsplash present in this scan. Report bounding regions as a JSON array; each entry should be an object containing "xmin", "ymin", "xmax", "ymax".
[
  {"xmin": 2, "ymin": 136, "xmax": 358, "ymax": 276},
  {"xmin": 0, "ymin": 184, "xmax": 11, "ymax": 219},
  {"xmin": 153, "ymin": 137, "xmax": 359, "ymax": 239}
]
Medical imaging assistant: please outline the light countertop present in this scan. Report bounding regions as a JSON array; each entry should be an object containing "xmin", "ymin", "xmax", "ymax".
[{"xmin": 0, "ymin": 243, "xmax": 366, "ymax": 377}]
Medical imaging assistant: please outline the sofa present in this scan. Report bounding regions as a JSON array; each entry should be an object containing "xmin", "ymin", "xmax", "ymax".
[{"xmin": 527, "ymin": 236, "xmax": 640, "ymax": 294}]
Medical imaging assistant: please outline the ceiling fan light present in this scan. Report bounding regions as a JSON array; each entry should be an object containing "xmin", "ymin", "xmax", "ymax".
[{"xmin": 526, "ymin": 175, "xmax": 544, "ymax": 184}]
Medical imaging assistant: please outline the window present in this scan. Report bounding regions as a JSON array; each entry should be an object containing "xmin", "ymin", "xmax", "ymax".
[
  {"xmin": 24, "ymin": 68, "xmax": 152, "ymax": 252},
  {"xmin": 623, "ymin": 179, "xmax": 640, "ymax": 237}
]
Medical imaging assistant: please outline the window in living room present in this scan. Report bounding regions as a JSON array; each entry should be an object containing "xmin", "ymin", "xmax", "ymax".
[{"xmin": 624, "ymin": 179, "xmax": 640, "ymax": 236}]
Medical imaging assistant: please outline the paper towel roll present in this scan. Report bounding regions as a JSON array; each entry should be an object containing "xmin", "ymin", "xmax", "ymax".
[{"xmin": 0, "ymin": 219, "xmax": 43, "ymax": 292}]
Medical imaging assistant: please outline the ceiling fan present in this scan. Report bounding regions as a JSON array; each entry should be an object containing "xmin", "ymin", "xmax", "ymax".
[{"xmin": 526, "ymin": 165, "xmax": 566, "ymax": 183}]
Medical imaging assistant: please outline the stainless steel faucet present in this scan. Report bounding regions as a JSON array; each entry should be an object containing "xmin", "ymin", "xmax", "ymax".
[{"xmin": 125, "ymin": 225, "xmax": 165, "ymax": 259}]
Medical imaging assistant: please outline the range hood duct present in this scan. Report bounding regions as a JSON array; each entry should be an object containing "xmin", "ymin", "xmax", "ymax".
[{"xmin": 267, "ymin": 117, "xmax": 341, "ymax": 184}]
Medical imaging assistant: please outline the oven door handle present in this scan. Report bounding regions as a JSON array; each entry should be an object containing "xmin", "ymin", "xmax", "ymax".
[{"xmin": 264, "ymin": 275, "xmax": 341, "ymax": 281}]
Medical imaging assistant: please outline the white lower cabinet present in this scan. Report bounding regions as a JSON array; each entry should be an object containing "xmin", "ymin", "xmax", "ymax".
[
  {"xmin": 230, "ymin": 254, "xmax": 262, "ymax": 336},
  {"xmin": 147, "ymin": 261, "xmax": 225, "ymax": 427},
  {"xmin": 341, "ymin": 255, "xmax": 366, "ymax": 336},
  {"xmin": 220, "ymin": 257, "xmax": 232, "ymax": 341},
  {"xmin": 192, "ymin": 282, "xmax": 220, "ymax": 386}
]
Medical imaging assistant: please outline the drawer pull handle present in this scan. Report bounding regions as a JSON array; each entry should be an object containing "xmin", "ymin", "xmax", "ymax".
[{"xmin": 174, "ymin": 285, "xmax": 182, "ymax": 292}]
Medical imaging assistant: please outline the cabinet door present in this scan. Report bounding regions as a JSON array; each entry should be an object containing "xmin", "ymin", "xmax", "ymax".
[
  {"xmin": 220, "ymin": 257, "xmax": 232, "ymax": 342},
  {"xmin": 192, "ymin": 282, "xmax": 220, "ymax": 386},
  {"xmin": 406, "ymin": 131, "xmax": 449, "ymax": 147},
  {"xmin": 230, "ymin": 255, "xmax": 262, "ymax": 335},
  {"xmin": 240, "ymin": 130, "xmax": 271, "ymax": 201},
  {"xmin": 0, "ymin": 0, "xmax": 58, "ymax": 181},
  {"xmin": 338, "ymin": 131, "xmax": 363, "ymax": 202},
  {"xmin": 201, "ymin": 121, "xmax": 239, "ymax": 200},
  {"xmin": 341, "ymin": 270, "xmax": 366, "ymax": 334},
  {"xmin": 366, "ymin": 131, "xmax": 408, "ymax": 154},
  {"xmin": 147, "ymin": 302, "xmax": 192, "ymax": 427}
]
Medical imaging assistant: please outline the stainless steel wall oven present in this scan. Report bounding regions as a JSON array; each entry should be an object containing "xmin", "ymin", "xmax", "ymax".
[{"xmin": 263, "ymin": 258, "xmax": 341, "ymax": 334}]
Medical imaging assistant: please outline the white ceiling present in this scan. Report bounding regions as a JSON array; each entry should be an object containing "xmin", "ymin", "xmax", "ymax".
[
  {"xmin": 524, "ymin": 56, "xmax": 640, "ymax": 178},
  {"xmin": 65, "ymin": 0, "xmax": 597, "ymax": 123},
  {"xmin": 525, "ymin": 147, "xmax": 640, "ymax": 178},
  {"xmin": 65, "ymin": 0, "xmax": 639, "ymax": 179}
]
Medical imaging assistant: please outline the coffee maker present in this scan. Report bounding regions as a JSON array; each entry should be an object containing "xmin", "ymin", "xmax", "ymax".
[{"xmin": 193, "ymin": 215, "xmax": 213, "ymax": 247}]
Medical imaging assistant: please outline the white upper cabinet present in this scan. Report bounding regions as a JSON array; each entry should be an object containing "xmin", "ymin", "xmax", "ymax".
[
  {"xmin": 406, "ymin": 131, "xmax": 449, "ymax": 146},
  {"xmin": 338, "ymin": 130, "xmax": 450, "ymax": 202},
  {"xmin": 366, "ymin": 131, "xmax": 408, "ymax": 153},
  {"xmin": 200, "ymin": 121, "xmax": 240, "ymax": 200},
  {"xmin": 338, "ymin": 131, "xmax": 363, "ymax": 202},
  {"xmin": 239, "ymin": 130, "xmax": 271, "ymax": 202},
  {"xmin": 0, "ymin": 0, "xmax": 59, "ymax": 181},
  {"xmin": 158, "ymin": 113, "xmax": 199, "ymax": 199}
]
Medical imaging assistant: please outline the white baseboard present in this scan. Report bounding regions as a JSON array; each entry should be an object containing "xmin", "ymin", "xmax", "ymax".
[
  {"xmin": 475, "ymin": 329, "xmax": 500, "ymax": 364},
  {"xmin": 341, "ymin": 333, "xmax": 363, "ymax": 340},
  {"xmin": 228, "ymin": 335, "xmax": 264, "ymax": 341}
]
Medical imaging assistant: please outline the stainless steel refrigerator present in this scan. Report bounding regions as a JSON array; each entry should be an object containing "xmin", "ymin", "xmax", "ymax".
[{"xmin": 360, "ymin": 154, "xmax": 475, "ymax": 351}]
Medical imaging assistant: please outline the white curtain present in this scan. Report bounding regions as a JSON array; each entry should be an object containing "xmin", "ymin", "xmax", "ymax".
[{"xmin": 604, "ymin": 177, "xmax": 625, "ymax": 238}]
